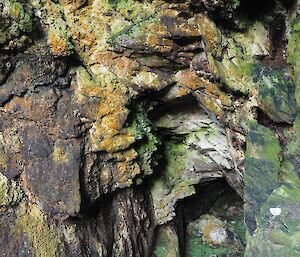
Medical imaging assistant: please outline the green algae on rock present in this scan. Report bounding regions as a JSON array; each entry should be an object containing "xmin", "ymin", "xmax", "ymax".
[
  {"xmin": 245, "ymin": 184, "xmax": 300, "ymax": 257},
  {"xmin": 253, "ymin": 65, "xmax": 296, "ymax": 124},
  {"xmin": 205, "ymin": 21, "xmax": 271, "ymax": 94},
  {"xmin": 244, "ymin": 8, "xmax": 300, "ymax": 256}
]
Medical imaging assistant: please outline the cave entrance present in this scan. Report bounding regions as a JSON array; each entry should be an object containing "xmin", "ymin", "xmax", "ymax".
[
  {"xmin": 181, "ymin": 180, "xmax": 245, "ymax": 257},
  {"xmin": 153, "ymin": 179, "xmax": 245, "ymax": 257},
  {"xmin": 148, "ymin": 92, "xmax": 245, "ymax": 257}
]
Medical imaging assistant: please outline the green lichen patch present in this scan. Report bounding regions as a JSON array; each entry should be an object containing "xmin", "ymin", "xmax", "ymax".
[
  {"xmin": 244, "ymin": 121, "xmax": 281, "ymax": 233},
  {"xmin": 253, "ymin": 65, "xmax": 296, "ymax": 124}
]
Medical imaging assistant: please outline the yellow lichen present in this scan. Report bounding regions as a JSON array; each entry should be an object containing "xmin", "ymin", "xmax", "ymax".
[
  {"xmin": 0, "ymin": 173, "xmax": 23, "ymax": 207},
  {"xmin": 0, "ymin": 135, "xmax": 8, "ymax": 171},
  {"xmin": 52, "ymin": 145, "xmax": 69, "ymax": 164},
  {"xmin": 16, "ymin": 202, "xmax": 60, "ymax": 257}
]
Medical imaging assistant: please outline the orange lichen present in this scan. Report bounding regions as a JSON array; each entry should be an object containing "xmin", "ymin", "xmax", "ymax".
[
  {"xmin": 175, "ymin": 70, "xmax": 207, "ymax": 90},
  {"xmin": 89, "ymin": 52, "xmax": 140, "ymax": 80},
  {"xmin": 194, "ymin": 14, "xmax": 222, "ymax": 57},
  {"xmin": 194, "ymin": 92, "xmax": 223, "ymax": 117},
  {"xmin": 48, "ymin": 30, "xmax": 71, "ymax": 55}
]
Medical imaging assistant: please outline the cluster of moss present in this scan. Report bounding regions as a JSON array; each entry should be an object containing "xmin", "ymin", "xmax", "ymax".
[
  {"xmin": 127, "ymin": 103, "xmax": 161, "ymax": 177},
  {"xmin": 186, "ymin": 237, "xmax": 231, "ymax": 257}
]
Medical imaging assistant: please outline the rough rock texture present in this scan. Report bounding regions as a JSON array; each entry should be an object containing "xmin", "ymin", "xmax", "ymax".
[{"xmin": 0, "ymin": 0, "xmax": 299, "ymax": 256}]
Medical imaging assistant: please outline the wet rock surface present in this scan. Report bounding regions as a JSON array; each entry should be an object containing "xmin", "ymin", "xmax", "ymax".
[{"xmin": 0, "ymin": 0, "xmax": 299, "ymax": 256}]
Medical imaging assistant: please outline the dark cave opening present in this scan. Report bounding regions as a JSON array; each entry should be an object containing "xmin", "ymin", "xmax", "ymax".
[
  {"xmin": 152, "ymin": 179, "xmax": 245, "ymax": 257},
  {"xmin": 239, "ymin": 0, "xmax": 276, "ymax": 20},
  {"xmin": 181, "ymin": 179, "xmax": 245, "ymax": 257}
]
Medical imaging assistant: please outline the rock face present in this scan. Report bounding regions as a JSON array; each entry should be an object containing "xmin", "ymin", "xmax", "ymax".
[{"xmin": 0, "ymin": 0, "xmax": 299, "ymax": 256}]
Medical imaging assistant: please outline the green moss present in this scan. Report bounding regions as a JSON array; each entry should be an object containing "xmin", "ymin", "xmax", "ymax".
[
  {"xmin": 136, "ymin": 131, "xmax": 160, "ymax": 174},
  {"xmin": 245, "ymin": 15, "xmax": 300, "ymax": 256},
  {"xmin": 246, "ymin": 121, "xmax": 281, "ymax": 164},
  {"xmin": 278, "ymin": 15, "xmax": 300, "ymax": 186},
  {"xmin": 150, "ymin": 137, "xmax": 196, "ymax": 223},
  {"xmin": 162, "ymin": 141, "xmax": 187, "ymax": 184},
  {"xmin": 126, "ymin": 103, "xmax": 161, "ymax": 176},
  {"xmin": 231, "ymin": 215, "xmax": 246, "ymax": 246},
  {"xmin": 287, "ymin": 16, "xmax": 300, "ymax": 88}
]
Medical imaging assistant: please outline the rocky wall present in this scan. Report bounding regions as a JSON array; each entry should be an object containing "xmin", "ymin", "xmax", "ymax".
[{"xmin": 0, "ymin": 0, "xmax": 299, "ymax": 256}]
